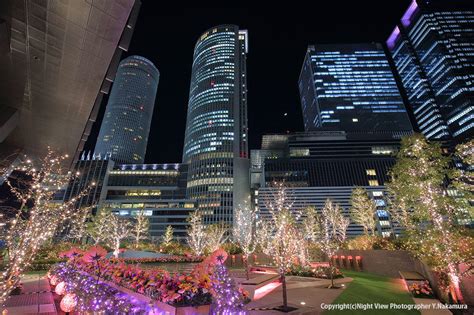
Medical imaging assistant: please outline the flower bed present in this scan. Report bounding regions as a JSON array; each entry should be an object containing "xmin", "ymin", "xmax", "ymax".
[
  {"xmin": 287, "ymin": 264, "xmax": 344, "ymax": 279},
  {"xmin": 50, "ymin": 245, "xmax": 252, "ymax": 313},
  {"xmin": 122, "ymin": 256, "xmax": 203, "ymax": 264},
  {"xmin": 407, "ymin": 280, "xmax": 435, "ymax": 299}
]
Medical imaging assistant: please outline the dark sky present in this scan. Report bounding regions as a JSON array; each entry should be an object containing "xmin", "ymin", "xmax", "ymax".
[{"xmin": 85, "ymin": 1, "xmax": 412, "ymax": 164}]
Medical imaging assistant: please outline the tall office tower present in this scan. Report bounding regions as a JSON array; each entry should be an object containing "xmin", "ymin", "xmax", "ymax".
[
  {"xmin": 0, "ymin": 0, "xmax": 141, "ymax": 166},
  {"xmin": 387, "ymin": 0, "xmax": 474, "ymax": 143},
  {"xmin": 95, "ymin": 56, "xmax": 159, "ymax": 164},
  {"xmin": 182, "ymin": 25, "xmax": 250, "ymax": 225},
  {"xmin": 299, "ymin": 43, "xmax": 413, "ymax": 137}
]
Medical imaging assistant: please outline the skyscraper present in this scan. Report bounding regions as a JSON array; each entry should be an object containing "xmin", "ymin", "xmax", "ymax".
[
  {"xmin": 182, "ymin": 25, "xmax": 249, "ymax": 225},
  {"xmin": 95, "ymin": 55, "xmax": 159, "ymax": 164},
  {"xmin": 387, "ymin": 0, "xmax": 474, "ymax": 143},
  {"xmin": 299, "ymin": 43, "xmax": 413, "ymax": 136},
  {"xmin": 0, "ymin": 0, "xmax": 141, "ymax": 166}
]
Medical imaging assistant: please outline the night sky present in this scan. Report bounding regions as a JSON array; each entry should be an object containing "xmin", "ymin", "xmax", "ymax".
[{"xmin": 85, "ymin": 1, "xmax": 412, "ymax": 164}]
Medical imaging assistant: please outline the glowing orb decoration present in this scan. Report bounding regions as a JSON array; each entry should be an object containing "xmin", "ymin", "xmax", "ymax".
[
  {"xmin": 60, "ymin": 293, "xmax": 77, "ymax": 313},
  {"xmin": 55, "ymin": 281, "xmax": 66, "ymax": 295},
  {"xmin": 50, "ymin": 275, "xmax": 59, "ymax": 286}
]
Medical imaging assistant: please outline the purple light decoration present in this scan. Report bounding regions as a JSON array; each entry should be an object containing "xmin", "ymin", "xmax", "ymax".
[
  {"xmin": 386, "ymin": 26, "xmax": 401, "ymax": 49},
  {"xmin": 401, "ymin": 0, "xmax": 419, "ymax": 27}
]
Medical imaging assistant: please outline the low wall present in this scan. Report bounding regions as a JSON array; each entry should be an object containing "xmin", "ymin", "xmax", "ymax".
[
  {"xmin": 336, "ymin": 249, "xmax": 417, "ymax": 278},
  {"xmin": 336, "ymin": 250, "xmax": 473, "ymax": 306}
]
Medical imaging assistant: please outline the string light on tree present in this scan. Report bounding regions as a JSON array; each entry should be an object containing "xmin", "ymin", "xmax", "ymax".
[{"xmin": 0, "ymin": 149, "xmax": 94, "ymax": 306}]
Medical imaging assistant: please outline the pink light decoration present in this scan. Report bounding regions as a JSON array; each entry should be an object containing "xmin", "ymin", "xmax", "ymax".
[
  {"xmin": 55, "ymin": 281, "xmax": 66, "ymax": 295},
  {"xmin": 253, "ymin": 281, "xmax": 281, "ymax": 300},
  {"xmin": 401, "ymin": 0, "xmax": 419, "ymax": 27},
  {"xmin": 386, "ymin": 26, "xmax": 401, "ymax": 49},
  {"xmin": 60, "ymin": 293, "xmax": 77, "ymax": 313},
  {"xmin": 50, "ymin": 275, "xmax": 59, "ymax": 286}
]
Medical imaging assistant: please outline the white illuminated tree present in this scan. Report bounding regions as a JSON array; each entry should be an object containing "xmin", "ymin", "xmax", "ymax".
[
  {"xmin": 205, "ymin": 223, "xmax": 227, "ymax": 253},
  {"xmin": 349, "ymin": 187, "xmax": 377, "ymax": 236},
  {"xmin": 233, "ymin": 201, "xmax": 257, "ymax": 279},
  {"xmin": 318, "ymin": 199, "xmax": 349, "ymax": 288},
  {"xmin": 187, "ymin": 211, "xmax": 206, "ymax": 256},
  {"xmin": 257, "ymin": 182, "xmax": 305, "ymax": 311},
  {"xmin": 108, "ymin": 214, "xmax": 132, "ymax": 258},
  {"xmin": 303, "ymin": 206, "xmax": 320, "ymax": 242},
  {"xmin": 87, "ymin": 207, "xmax": 113, "ymax": 245},
  {"xmin": 161, "ymin": 225, "xmax": 174, "ymax": 247},
  {"xmin": 0, "ymin": 149, "xmax": 93, "ymax": 306},
  {"xmin": 132, "ymin": 209, "xmax": 150, "ymax": 248}
]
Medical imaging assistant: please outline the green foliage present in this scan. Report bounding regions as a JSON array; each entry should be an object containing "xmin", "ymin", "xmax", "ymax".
[
  {"xmin": 345, "ymin": 235, "xmax": 401, "ymax": 251},
  {"xmin": 160, "ymin": 241, "xmax": 190, "ymax": 255},
  {"xmin": 221, "ymin": 242, "xmax": 243, "ymax": 255},
  {"xmin": 286, "ymin": 264, "xmax": 343, "ymax": 279}
]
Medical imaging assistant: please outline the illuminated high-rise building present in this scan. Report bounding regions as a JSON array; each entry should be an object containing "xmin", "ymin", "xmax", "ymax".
[
  {"xmin": 182, "ymin": 25, "xmax": 250, "ymax": 225},
  {"xmin": 95, "ymin": 55, "xmax": 159, "ymax": 164},
  {"xmin": 387, "ymin": 0, "xmax": 474, "ymax": 143},
  {"xmin": 299, "ymin": 43, "xmax": 413, "ymax": 137}
]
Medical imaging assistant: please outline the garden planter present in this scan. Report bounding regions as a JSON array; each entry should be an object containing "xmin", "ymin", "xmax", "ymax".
[{"xmin": 95, "ymin": 276, "xmax": 211, "ymax": 315}]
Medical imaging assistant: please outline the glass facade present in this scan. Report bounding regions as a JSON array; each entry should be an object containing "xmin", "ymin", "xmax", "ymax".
[
  {"xmin": 182, "ymin": 25, "xmax": 249, "ymax": 224},
  {"xmin": 387, "ymin": 0, "xmax": 474, "ymax": 142},
  {"xmin": 299, "ymin": 43, "xmax": 413, "ymax": 134},
  {"xmin": 95, "ymin": 55, "xmax": 159, "ymax": 164},
  {"xmin": 103, "ymin": 163, "xmax": 195, "ymax": 241}
]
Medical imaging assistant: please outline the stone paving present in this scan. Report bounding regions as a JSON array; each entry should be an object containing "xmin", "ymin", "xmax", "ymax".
[
  {"xmin": 3, "ymin": 275, "xmax": 57, "ymax": 315},
  {"xmin": 244, "ymin": 276, "xmax": 354, "ymax": 314}
]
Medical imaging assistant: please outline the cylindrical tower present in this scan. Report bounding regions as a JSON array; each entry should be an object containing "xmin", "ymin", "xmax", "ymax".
[
  {"xmin": 95, "ymin": 55, "xmax": 159, "ymax": 164},
  {"xmin": 183, "ymin": 25, "xmax": 249, "ymax": 225}
]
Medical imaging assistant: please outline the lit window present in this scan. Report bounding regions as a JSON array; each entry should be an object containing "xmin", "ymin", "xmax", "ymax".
[
  {"xmin": 352, "ymin": 118, "xmax": 359, "ymax": 122},
  {"xmin": 366, "ymin": 169, "xmax": 377, "ymax": 176},
  {"xmin": 369, "ymin": 180, "xmax": 379, "ymax": 186}
]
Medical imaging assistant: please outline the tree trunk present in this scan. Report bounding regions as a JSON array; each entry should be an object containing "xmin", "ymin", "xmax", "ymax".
[
  {"xmin": 329, "ymin": 260, "xmax": 334, "ymax": 288},
  {"xmin": 281, "ymin": 273, "xmax": 288, "ymax": 309},
  {"xmin": 244, "ymin": 255, "xmax": 249, "ymax": 280},
  {"xmin": 113, "ymin": 239, "xmax": 120, "ymax": 258}
]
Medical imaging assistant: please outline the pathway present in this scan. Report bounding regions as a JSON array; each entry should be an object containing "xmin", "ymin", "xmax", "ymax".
[
  {"xmin": 245, "ymin": 276, "xmax": 353, "ymax": 314},
  {"xmin": 3, "ymin": 275, "xmax": 57, "ymax": 315}
]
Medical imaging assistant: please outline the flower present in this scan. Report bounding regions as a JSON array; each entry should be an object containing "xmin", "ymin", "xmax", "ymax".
[{"xmin": 82, "ymin": 246, "xmax": 107, "ymax": 263}]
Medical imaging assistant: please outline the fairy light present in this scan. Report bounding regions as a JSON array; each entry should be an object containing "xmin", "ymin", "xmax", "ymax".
[
  {"xmin": 318, "ymin": 199, "xmax": 349, "ymax": 288},
  {"xmin": 186, "ymin": 211, "xmax": 207, "ymax": 256},
  {"xmin": 233, "ymin": 198, "xmax": 257, "ymax": 280},
  {"xmin": 256, "ymin": 182, "xmax": 307, "ymax": 310},
  {"xmin": 387, "ymin": 135, "xmax": 473, "ymax": 303},
  {"xmin": 0, "ymin": 148, "xmax": 95, "ymax": 306}
]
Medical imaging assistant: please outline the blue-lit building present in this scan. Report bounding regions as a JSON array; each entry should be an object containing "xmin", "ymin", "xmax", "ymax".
[
  {"xmin": 387, "ymin": 0, "xmax": 474, "ymax": 143},
  {"xmin": 95, "ymin": 55, "xmax": 159, "ymax": 164},
  {"xmin": 299, "ymin": 43, "xmax": 413, "ymax": 136},
  {"xmin": 182, "ymin": 25, "xmax": 250, "ymax": 225}
]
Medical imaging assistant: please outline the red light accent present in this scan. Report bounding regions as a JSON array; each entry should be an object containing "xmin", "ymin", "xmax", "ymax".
[
  {"xmin": 210, "ymin": 80, "xmax": 215, "ymax": 87},
  {"xmin": 139, "ymin": 106, "xmax": 144, "ymax": 110},
  {"xmin": 340, "ymin": 256, "xmax": 345, "ymax": 259},
  {"xmin": 355, "ymin": 256, "xmax": 361, "ymax": 260},
  {"xmin": 347, "ymin": 256, "xmax": 353, "ymax": 259}
]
